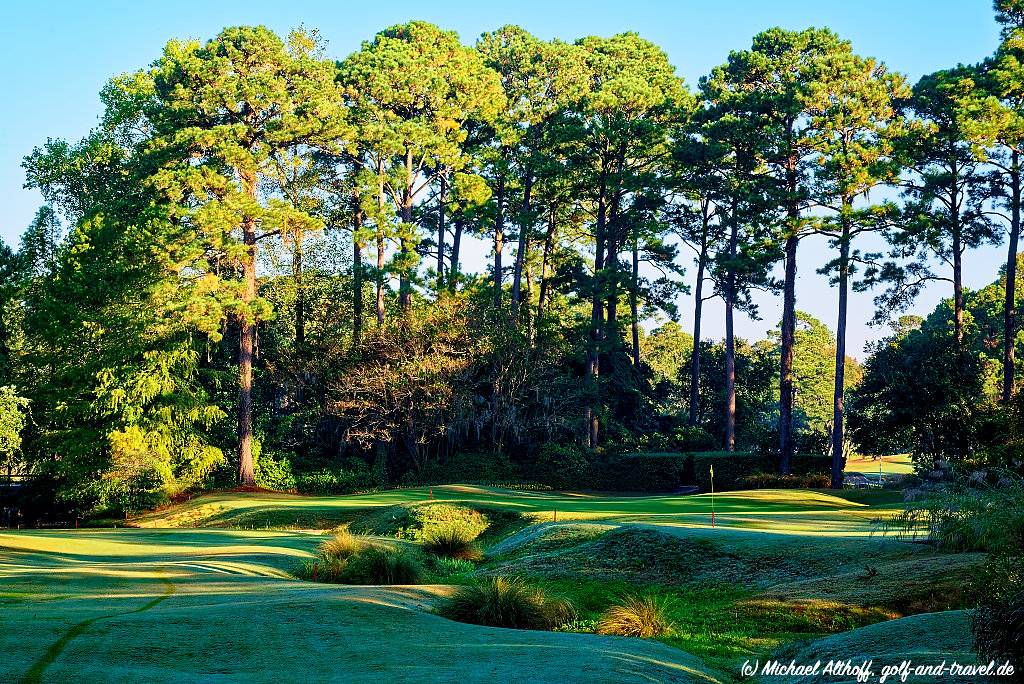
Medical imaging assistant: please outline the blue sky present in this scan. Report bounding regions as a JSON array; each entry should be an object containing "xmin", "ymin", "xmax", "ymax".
[{"xmin": 0, "ymin": 1, "xmax": 1003, "ymax": 356}]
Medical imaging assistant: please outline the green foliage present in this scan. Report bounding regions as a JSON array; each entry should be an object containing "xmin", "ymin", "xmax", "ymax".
[
  {"xmin": 597, "ymin": 452, "xmax": 688, "ymax": 492},
  {"xmin": 883, "ymin": 478, "xmax": 1024, "ymax": 553},
  {"xmin": 737, "ymin": 472, "xmax": 833, "ymax": 489},
  {"xmin": 0, "ymin": 386, "xmax": 28, "ymax": 466},
  {"xmin": 971, "ymin": 552, "xmax": 1024, "ymax": 665},
  {"xmin": 438, "ymin": 577, "xmax": 576, "ymax": 630},
  {"xmin": 529, "ymin": 443, "xmax": 595, "ymax": 490}
]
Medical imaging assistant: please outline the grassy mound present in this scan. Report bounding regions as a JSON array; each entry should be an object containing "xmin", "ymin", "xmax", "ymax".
[
  {"xmin": 484, "ymin": 524, "xmax": 927, "ymax": 588},
  {"xmin": 764, "ymin": 611, "xmax": 977, "ymax": 684}
]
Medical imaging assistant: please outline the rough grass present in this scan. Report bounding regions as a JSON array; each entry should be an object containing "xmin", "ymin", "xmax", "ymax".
[
  {"xmin": 295, "ymin": 539, "xmax": 424, "ymax": 585},
  {"xmin": 422, "ymin": 527, "xmax": 484, "ymax": 561},
  {"xmin": 597, "ymin": 594, "xmax": 676, "ymax": 638},
  {"xmin": 438, "ymin": 577, "xmax": 576, "ymax": 630}
]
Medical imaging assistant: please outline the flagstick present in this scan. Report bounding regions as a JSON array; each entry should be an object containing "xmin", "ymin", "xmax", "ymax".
[{"xmin": 710, "ymin": 465, "xmax": 715, "ymax": 528}]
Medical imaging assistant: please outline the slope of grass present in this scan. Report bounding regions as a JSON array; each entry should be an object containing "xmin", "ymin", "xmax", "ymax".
[
  {"xmin": 0, "ymin": 528, "xmax": 721, "ymax": 684},
  {"xmin": 763, "ymin": 611, "xmax": 977, "ymax": 684}
]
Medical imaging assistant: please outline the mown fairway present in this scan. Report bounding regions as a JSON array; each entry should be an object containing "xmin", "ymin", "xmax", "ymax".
[{"xmin": 1, "ymin": 487, "xmax": 976, "ymax": 683}]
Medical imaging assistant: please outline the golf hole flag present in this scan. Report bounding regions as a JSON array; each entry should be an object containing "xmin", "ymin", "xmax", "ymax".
[{"xmin": 710, "ymin": 464, "xmax": 715, "ymax": 528}]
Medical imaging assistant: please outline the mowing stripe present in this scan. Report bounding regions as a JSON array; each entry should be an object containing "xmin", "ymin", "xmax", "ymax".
[{"xmin": 20, "ymin": 573, "xmax": 176, "ymax": 684}]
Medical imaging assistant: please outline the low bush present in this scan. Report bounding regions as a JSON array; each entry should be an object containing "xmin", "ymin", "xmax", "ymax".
[
  {"xmin": 972, "ymin": 552, "xmax": 1024, "ymax": 666},
  {"xmin": 295, "ymin": 468, "xmax": 380, "ymax": 496},
  {"xmin": 596, "ymin": 594, "xmax": 675, "ymax": 638},
  {"xmin": 529, "ymin": 443, "xmax": 596, "ymax": 490},
  {"xmin": 438, "ymin": 576, "xmax": 576, "ymax": 630},
  {"xmin": 738, "ymin": 472, "xmax": 832, "ymax": 489},
  {"xmin": 597, "ymin": 452, "xmax": 688, "ymax": 492},
  {"xmin": 422, "ymin": 527, "xmax": 483, "ymax": 561},
  {"xmin": 883, "ymin": 477, "xmax": 1024, "ymax": 552},
  {"xmin": 404, "ymin": 451, "xmax": 524, "ymax": 486}
]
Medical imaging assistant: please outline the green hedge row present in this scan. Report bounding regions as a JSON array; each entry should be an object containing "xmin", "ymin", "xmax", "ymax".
[{"xmin": 598, "ymin": 450, "xmax": 832, "ymax": 493}]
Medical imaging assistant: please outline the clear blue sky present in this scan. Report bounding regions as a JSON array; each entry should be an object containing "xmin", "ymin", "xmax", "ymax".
[{"xmin": 0, "ymin": 0, "xmax": 1003, "ymax": 356}]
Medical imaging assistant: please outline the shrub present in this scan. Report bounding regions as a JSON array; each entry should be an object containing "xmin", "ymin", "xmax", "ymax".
[
  {"xmin": 295, "ymin": 468, "xmax": 380, "ymax": 495},
  {"xmin": 530, "ymin": 443, "xmax": 595, "ymax": 490},
  {"xmin": 738, "ymin": 472, "xmax": 832, "ymax": 489},
  {"xmin": 883, "ymin": 477, "xmax": 1024, "ymax": 552},
  {"xmin": 596, "ymin": 594, "xmax": 675, "ymax": 638},
  {"xmin": 404, "ymin": 451, "xmax": 523, "ymax": 486},
  {"xmin": 438, "ymin": 577, "xmax": 576, "ymax": 630},
  {"xmin": 340, "ymin": 546, "xmax": 423, "ymax": 585},
  {"xmin": 253, "ymin": 447, "xmax": 296, "ymax": 491},
  {"xmin": 597, "ymin": 452, "xmax": 688, "ymax": 492},
  {"xmin": 422, "ymin": 527, "xmax": 484, "ymax": 561},
  {"xmin": 972, "ymin": 552, "xmax": 1024, "ymax": 665},
  {"xmin": 294, "ymin": 556, "xmax": 347, "ymax": 583}
]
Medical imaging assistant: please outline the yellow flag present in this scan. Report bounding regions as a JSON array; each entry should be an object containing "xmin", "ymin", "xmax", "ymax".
[{"xmin": 710, "ymin": 464, "xmax": 714, "ymax": 478}]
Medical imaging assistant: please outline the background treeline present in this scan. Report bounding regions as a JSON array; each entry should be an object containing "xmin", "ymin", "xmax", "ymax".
[{"xmin": 3, "ymin": 4, "xmax": 1024, "ymax": 517}]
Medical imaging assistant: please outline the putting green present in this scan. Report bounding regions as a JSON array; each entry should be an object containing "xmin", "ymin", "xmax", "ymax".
[{"xmin": 0, "ymin": 527, "xmax": 721, "ymax": 683}]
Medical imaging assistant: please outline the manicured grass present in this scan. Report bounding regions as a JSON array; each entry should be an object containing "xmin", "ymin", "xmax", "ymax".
[
  {"xmin": 134, "ymin": 485, "xmax": 904, "ymax": 537},
  {"xmin": 0, "ymin": 527, "xmax": 721, "ymax": 683},
  {"xmin": 845, "ymin": 453, "xmax": 915, "ymax": 475},
  {"xmin": 1, "ymin": 486, "xmax": 972, "ymax": 683}
]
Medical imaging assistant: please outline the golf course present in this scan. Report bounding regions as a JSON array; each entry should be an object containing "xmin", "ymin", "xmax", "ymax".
[{"xmin": 0, "ymin": 486, "xmax": 982, "ymax": 683}]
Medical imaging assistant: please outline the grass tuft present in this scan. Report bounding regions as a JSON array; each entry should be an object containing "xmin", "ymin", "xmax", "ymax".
[
  {"xmin": 597, "ymin": 594, "xmax": 675, "ymax": 638},
  {"xmin": 438, "ymin": 577, "xmax": 575, "ymax": 630},
  {"xmin": 422, "ymin": 527, "xmax": 484, "ymax": 561},
  {"xmin": 321, "ymin": 527, "xmax": 371, "ymax": 560},
  {"xmin": 340, "ymin": 546, "xmax": 424, "ymax": 585}
]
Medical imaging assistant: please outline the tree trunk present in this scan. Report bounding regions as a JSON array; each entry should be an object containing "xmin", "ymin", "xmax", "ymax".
[
  {"xmin": 538, "ymin": 206, "xmax": 555, "ymax": 318},
  {"xmin": 830, "ymin": 202, "xmax": 851, "ymax": 489},
  {"xmin": 376, "ymin": 160, "xmax": 386, "ymax": 326},
  {"xmin": 437, "ymin": 175, "xmax": 446, "ymax": 292},
  {"xmin": 779, "ymin": 231, "xmax": 799, "ymax": 475},
  {"xmin": 630, "ymin": 237, "xmax": 640, "ymax": 367},
  {"xmin": 353, "ymin": 199, "xmax": 364, "ymax": 347},
  {"xmin": 494, "ymin": 176, "xmax": 505, "ymax": 308},
  {"xmin": 237, "ymin": 169, "xmax": 258, "ymax": 486},
  {"xmin": 399, "ymin": 147, "xmax": 414, "ymax": 312},
  {"xmin": 293, "ymin": 228, "xmax": 305, "ymax": 349},
  {"xmin": 724, "ymin": 205, "xmax": 738, "ymax": 452},
  {"xmin": 585, "ymin": 160, "xmax": 608, "ymax": 449},
  {"xmin": 450, "ymin": 216, "xmax": 463, "ymax": 293},
  {"xmin": 689, "ymin": 215, "xmax": 709, "ymax": 426},
  {"xmin": 511, "ymin": 171, "xmax": 532, "ymax": 313},
  {"xmin": 1005, "ymin": 149, "xmax": 1020, "ymax": 402}
]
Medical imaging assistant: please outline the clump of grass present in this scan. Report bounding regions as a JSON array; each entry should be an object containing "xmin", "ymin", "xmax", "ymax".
[
  {"xmin": 422, "ymin": 527, "xmax": 483, "ymax": 561},
  {"xmin": 438, "ymin": 577, "xmax": 576, "ymax": 630},
  {"xmin": 597, "ymin": 594, "xmax": 675, "ymax": 638},
  {"xmin": 340, "ymin": 546, "xmax": 423, "ymax": 585},
  {"xmin": 428, "ymin": 556, "xmax": 477, "ymax": 582},
  {"xmin": 295, "ymin": 529, "xmax": 423, "ymax": 585},
  {"xmin": 321, "ymin": 527, "xmax": 371, "ymax": 560}
]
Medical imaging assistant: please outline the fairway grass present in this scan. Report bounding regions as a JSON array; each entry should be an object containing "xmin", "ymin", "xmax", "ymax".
[
  {"xmin": 0, "ymin": 527, "xmax": 721, "ymax": 683},
  {"xmin": 134, "ymin": 485, "xmax": 904, "ymax": 537},
  {"xmin": 1, "ymin": 486, "xmax": 976, "ymax": 683}
]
